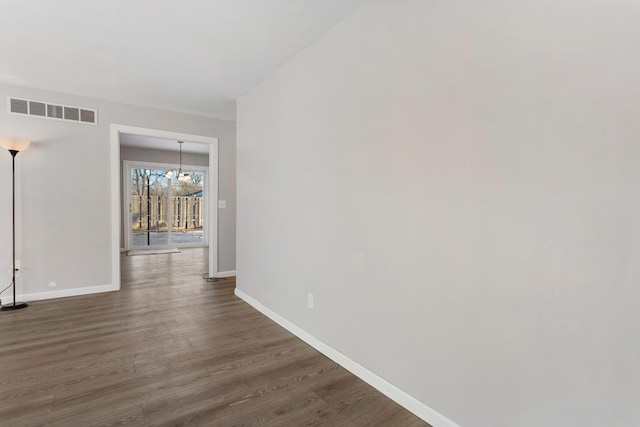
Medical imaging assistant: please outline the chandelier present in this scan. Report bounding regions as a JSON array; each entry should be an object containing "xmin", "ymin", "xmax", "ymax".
[{"xmin": 165, "ymin": 141, "xmax": 191, "ymax": 182}]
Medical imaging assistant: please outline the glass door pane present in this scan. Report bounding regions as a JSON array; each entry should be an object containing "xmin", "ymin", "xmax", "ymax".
[
  {"xmin": 171, "ymin": 171, "xmax": 204, "ymax": 244},
  {"xmin": 130, "ymin": 168, "xmax": 170, "ymax": 247}
]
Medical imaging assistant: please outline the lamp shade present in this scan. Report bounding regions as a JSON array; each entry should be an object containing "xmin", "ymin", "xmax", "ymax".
[{"xmin": 0, "ymin": 137, "xmax": 30, "ymax": 152}]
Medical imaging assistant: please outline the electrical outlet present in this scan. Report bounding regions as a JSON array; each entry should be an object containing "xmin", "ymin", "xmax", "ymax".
[{"xmin": 307, "ymin": 293, "xmax": 314, "ymax": 309}]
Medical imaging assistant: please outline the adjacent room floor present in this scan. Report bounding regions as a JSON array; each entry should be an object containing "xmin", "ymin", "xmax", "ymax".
[{"xmin": 0, "ymin": 248, "xmax": 428, "ymax": 426}]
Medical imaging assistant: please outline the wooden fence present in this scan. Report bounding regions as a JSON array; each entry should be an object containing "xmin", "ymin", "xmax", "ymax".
[{"xmin": 131, "ymin": 195, "xmax": 203, "ymax": 231}]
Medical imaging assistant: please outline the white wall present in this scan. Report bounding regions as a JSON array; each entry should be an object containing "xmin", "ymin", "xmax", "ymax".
[
  {"xmin": 0, "ymin": 82, "xmax": 236, "ymax": 301},
  {"xmin": 236, "ymin": 1, "xmax": 640, "ymax": 426},
  {"xmin": 121, "ymin": 146, "xmax": 210, "ymax": 167}
]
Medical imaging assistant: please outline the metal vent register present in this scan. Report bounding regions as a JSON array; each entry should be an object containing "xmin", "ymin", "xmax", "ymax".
[{"xmin": 8, "ymin": 97, "xmax": 98, "ymax": 125}]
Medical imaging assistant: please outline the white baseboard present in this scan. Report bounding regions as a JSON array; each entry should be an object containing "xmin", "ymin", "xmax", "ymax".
[
  {"xmin": 234, "ymin": 288, "xmax": 460, "ymax": 427},
  {"xmin": 215, "ymin": 270, "xmax": 236, "ymax": 278},
  {"xmin": 1, "ymin": 284, "xmax": 119, "ymax": 304}
]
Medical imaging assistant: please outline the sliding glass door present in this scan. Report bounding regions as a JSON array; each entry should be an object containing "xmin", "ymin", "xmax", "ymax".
[
  {"xmin": 171, "ymin": 171, "xmax": 204, "ymax": 244},
  {"xmin": 130, "ymin": 168, "xmax": 169, "ymax": 247},
  {"xmin": 126, "ymin": 163, "xmax": 207, "ymax": 249}
]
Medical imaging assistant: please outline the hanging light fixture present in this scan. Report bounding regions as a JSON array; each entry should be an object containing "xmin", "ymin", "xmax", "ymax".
[{"xmin": 166, "ymin": 141, "xmax": 190, "ymax": 182}]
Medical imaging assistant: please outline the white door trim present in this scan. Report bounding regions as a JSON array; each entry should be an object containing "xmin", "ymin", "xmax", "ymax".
[{"xmin": 110, "ymin": 125, "xmax": 219, "ymax": 290}]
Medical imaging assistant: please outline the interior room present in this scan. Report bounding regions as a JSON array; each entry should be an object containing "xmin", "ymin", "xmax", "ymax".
[{"xmin": 0, "ymin": 1, "xmax": 638, "ymax": 427}]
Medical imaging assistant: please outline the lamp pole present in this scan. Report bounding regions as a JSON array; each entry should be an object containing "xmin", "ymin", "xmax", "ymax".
[
  {"xmin": 11, "ymin": 150, "xmax": 17, "ymax": 308},
  {"xmin": 1, "ymin": 149, "xmax": 28, "ymax": 310}
]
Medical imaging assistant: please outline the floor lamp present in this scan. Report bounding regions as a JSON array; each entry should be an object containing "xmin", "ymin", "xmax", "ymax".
[{"xmin": 0, "ymin": 137, "xmax": 30, "ymax": 311}]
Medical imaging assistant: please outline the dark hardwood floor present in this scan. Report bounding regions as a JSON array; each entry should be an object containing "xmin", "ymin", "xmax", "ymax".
[{"xmin": 0, "ymin": 248, "xmax": 429, "ymax": 426}]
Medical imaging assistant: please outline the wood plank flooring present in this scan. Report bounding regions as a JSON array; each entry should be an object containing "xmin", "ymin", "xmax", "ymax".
[{"xmin": 0, "ymin": 248, "xmax": 429, "ymax": 426}]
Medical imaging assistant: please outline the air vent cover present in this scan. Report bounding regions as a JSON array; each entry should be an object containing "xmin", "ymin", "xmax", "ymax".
[
  {"xmin": 7, "ymin": 97, "xmax": 98, "ymax": 125},
  {"xmin": 10, "ymin": 98, "xmax": 28, "ymax": 114}
]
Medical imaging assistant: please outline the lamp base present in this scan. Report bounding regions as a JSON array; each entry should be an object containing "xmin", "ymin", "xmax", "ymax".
[{"xmin": 1, "ymin": 301, "xmax": 28, "ymax": 311}]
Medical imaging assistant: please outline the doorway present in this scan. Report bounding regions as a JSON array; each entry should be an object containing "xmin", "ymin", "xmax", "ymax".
[{"xmin": 110, "ymin": 125, "xmax": 219, "ymax": 291}]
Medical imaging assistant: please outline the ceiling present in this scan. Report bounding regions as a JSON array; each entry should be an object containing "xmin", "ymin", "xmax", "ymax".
[{"xmin": 0, "ymin": 0, "xmax": 367, "ymax": 121}]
